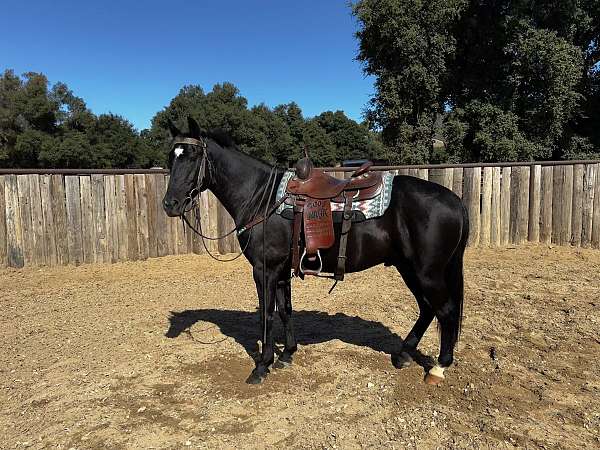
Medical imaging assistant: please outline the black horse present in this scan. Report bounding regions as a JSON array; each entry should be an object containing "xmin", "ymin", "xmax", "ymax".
[{"xmin": 163, "ymin": 117, "xmax": 469, "ymax": 385}]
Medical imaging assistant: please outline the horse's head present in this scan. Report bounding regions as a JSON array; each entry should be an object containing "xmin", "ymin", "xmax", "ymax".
[{"xmin": 163, "ymin": 116, "xmax": 208, "ymax": 217}]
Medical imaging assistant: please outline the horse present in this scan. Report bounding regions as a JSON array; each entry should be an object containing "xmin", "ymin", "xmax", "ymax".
[{"xmin": 163, "ymin": 116, "xmax": 469, "ymax": 386}]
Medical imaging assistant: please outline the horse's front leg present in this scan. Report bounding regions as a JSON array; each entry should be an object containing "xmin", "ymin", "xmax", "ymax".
[
  {"xmin": 273, "ymin": 278, "xmax": 297, "ymax": 369},
  {"xmin": 246, "ymin": 266, "xmax": 278, "ymax": 384}
]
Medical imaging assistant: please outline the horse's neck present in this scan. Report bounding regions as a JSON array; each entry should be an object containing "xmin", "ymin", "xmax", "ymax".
[{"xmin": 206, "ymin": 145, "xmax": 280, "ymax": 226}]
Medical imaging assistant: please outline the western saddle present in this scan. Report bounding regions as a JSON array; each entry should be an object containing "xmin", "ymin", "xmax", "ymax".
[{"xmin": 286, "ymin": 156, "xmax": 383, "ymax": 280}]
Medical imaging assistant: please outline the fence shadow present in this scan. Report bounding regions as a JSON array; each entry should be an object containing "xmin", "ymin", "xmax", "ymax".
[{"xmin": 165, "ymin": 309, "xmax": 435, "ymax": 370}]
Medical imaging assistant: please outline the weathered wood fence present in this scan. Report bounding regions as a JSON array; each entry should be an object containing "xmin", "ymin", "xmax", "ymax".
[{"xmin": 0, "ymin": 160, "xmax": 599, "ymax": 268}]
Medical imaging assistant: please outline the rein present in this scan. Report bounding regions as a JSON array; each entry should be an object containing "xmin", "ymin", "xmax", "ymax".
[{"xmin": 175, "ymin": 137, "xmax": 287, "ymax": 262}]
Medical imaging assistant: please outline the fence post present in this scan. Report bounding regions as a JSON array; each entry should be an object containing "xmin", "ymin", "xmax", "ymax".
[
  {"xmin": 539, "ymin": 166, "xmax": 553, "ymax": 244},
  {"xmin": 463, "ymin": 167, "xmax": 481, "ymax": 246},
  {"xmin": 528, "ymin": 165, "xmax": 541, "ymax": 243},
  {"xmin": 480, "ymin": 167, "xmax": 493, "ymax": 247}
]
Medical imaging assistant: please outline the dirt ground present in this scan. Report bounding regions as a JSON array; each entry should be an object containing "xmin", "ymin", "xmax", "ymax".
[{"xmin": 1, "ymin": 245, "xmax": 599, "ymax": 449}]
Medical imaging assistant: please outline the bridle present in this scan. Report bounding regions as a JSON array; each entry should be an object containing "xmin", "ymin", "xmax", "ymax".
[
  {"xmin": 169, "ymin": 136, "xmax": 288, "ymax": 261},
  {"xmin": 171, "ymin": 136, "xmax": 208, "ymax": 212}
]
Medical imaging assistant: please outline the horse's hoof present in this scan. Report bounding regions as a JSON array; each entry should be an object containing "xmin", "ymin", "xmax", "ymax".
[
  {"xmin": 424, "ymin": 373, "xmax": 444, "ymax": 385},
  {"xmin": 245, "ymin": 371, "xmax": 265, "ymax": 385},
  {"xmin": 392, "ymin": 352, "xmax": 413, "ymax": 369},
  {"xmin": 424, "ymin": 366, "xmax": 445, "ymax": 385},
  {"xmin": 273, "ymin": 358, "xmax": 292, "ymax": 369}
]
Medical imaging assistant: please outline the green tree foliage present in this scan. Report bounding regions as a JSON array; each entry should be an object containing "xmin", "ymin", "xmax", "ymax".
[
  {"xmin": 0, "ymin": 69, "xmax": 161, "ymax": 168},
  {"xmin": 354, "ymin": 0, "xmax": 600, "ymax": 162},
  {"xmin": 0, "ymin": 69, "xmax": 382, "ymax": 169},
  {"xmin": 147, "ymin": 84, "xmax": 385, "ymax": 167}
]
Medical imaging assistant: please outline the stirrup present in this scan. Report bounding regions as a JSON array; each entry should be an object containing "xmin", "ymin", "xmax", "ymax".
[{"xmin": 300, "ymin": 249, "xmax": 322, "ymax": 276}]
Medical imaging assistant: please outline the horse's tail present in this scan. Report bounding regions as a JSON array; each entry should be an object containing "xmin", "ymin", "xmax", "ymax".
[{"xmin": 444, "ymin": 202, "xmax": 469, "ymax": 342}]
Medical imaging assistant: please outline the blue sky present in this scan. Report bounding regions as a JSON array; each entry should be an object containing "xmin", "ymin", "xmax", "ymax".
[{"xmin": 1, "ymin": 1, "xmax": 375, "ymax": 131}]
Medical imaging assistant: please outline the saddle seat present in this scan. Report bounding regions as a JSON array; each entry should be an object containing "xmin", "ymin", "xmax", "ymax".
[{"xmin": 286, "ymin": 161, "xmax": 382, "ymax": 199}]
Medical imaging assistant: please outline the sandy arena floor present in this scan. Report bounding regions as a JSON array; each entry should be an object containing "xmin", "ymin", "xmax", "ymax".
[{"xmin": 1, "ymin": 245, "xmax": 599, "ymax": 449}]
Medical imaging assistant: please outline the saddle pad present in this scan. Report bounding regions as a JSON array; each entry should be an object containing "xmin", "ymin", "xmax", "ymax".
[{"xmin": 276, "ymin": 170, "xmax": 395, "ymax": 219}]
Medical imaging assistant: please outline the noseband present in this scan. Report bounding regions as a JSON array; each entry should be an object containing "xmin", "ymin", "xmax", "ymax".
[{"xmin": 172, "ymin": 137, "xmax": 208, "ymax": 211}]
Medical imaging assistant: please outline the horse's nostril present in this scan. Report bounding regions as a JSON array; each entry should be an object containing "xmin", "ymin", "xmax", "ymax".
[{"xmin": 163, "ymin": 197, "xmax": 179, "ymax": 210}]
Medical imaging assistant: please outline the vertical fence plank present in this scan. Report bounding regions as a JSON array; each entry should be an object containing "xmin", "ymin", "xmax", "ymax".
[
  {"xmin": 91, "ymin": 174, "xmax": 109, "ymax": 263},
  {"xmin": 463, "ymin": 167, "xmax": 481, "ymax": 246},
  {"xmin": 528, "ymin": 165, "xmax": 541, "ymax": 243},
  {"xmin": 115, "ymin": 175, "xmax": 129, "ymax": 261},
  {"xmin": 40, "ymin": 175, "xmax": 58, "ymax": 266},
  {"xmin": 490, "ymin": 167, "xmax": 501, "ymax": 246},
  {"xmin": 408, "ymin": 168, "xmax": 419, "ymax": 178},
  {"xmin": 428, "ymin": 168, "xmax": 452, "ymax": 189},
  {"xmin": 592, "ymin": 164, "xmax": 600, "ymax": 248},
  {"xmin": 4, "ymin": 175, "xmax": 24, "ymax": 268},
  {"xmin": 50, "ymin": 175, "xmax": 68, "ymax": 265},
  {"xmin": 104, "ymin": 175, "xmax": 119, "ymax": 263},
  {"xmin": 539, "ymin": 166, "xmax": 553, "ymax": 244},
  {"xmin": 134, "ymin": 174, "xmax": 149, "ymax": 260},
  {"xmin": 205, "ymin": 192, "xmax": 220, "ymax": 253},
  {"xmin": 571, "ymin": 164, "xmax": 584, "ymax": 246},
  {"xmin": 480, "ymin": 167, "xmax": 493, "ymax": 247},
  {"xmin": 154, "ymin": 174, "xmax": 169, "ymax": 257},
  {"xmin": 452, "ymin": 168, "xmax": 463, "ymax": 198},
  {"xmin": 29, "ymin": 175, "xmax": 46, "ymax": 265},
  {"xmin": 552, "ymin": 166, "xmax": 564, "ymax": 244},
  {"xmin": 64, "ymin": 176, "xmax": 83, "ymax": 266},
  {"xmin": 0, "ymin": 177, "xmax": 7, "ymax": 268},
  {"xmin": 581, "ymin": 164, "xmax": 596, "ymax": 247},
  {"xmin": 561, "ymin": 165, "xmax": 574, "ymax": 245},
  {"xmin": 500, "ymin": 167, "xmax": 511, "ymax": 245},
  {"xmin": 17, "ymin": 175, "xmax": 35, "ymax": 266},
  {"xmin": 510, "ymin": 166, "xmax": 530, "ymax": 244},
  {"xmin": 217, "ymin": 202, "xmax": 236, "ymax": 254},
  {"xmin": 124, "ymin": 174, "xmax": 139, "ymax": 260},
  {"xmin": 144, "ymin": 174, "xmax": 158, "ymax": 258},
  {"xmin": 164, "ymin": 175, "xmax": 177, "ymax": 255},
  {"xmin": 417, "ymin": 168, "xmax": 428, "ymax": 180},
  {"xmin": 428, "ymin": 168, "xmax": 444, "ymax": 186},
  {"xmin": 79, "ymin": 176, "xmax": 96, "ymax": 263},
  {"xmin": 442, "ymin": 168, "xmax": 453, "ymax": 190}
]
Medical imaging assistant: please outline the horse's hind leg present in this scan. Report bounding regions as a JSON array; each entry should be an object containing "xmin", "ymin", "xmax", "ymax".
[
  {"xmin": 273, "ymin": 278, "xmax": 297, "ymax": 369},
  {"xmin": 393, "ymin": 267, "xmax": 435, "ymax": 369},
  {"xmin": 417, "ymin": 270, "xmax": 462, "ymax": 385}
]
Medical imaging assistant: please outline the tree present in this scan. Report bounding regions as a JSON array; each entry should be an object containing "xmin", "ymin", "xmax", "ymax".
[
  {"xmin": 354, "ymin": 0, "xmax": 467, "ymax": 162},
  {"xmin": 353, "ymin": 0, "xmax": 600, "ymax": 162}
]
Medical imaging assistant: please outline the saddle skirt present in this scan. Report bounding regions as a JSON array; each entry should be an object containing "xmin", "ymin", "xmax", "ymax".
[{"xmin": 276, "ymin": 170, "xmax": 395, "ymax": 222}]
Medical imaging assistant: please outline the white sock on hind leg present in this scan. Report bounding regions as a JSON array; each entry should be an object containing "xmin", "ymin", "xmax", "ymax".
[{"xmin": 428, "ymin": 365, "xmax": 445, "ymax": 379}]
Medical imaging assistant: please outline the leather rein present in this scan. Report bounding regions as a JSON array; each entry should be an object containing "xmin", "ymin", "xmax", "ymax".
[{"xmin": 173, "ymin": 137, "xmax": 287, "ymax": 262}]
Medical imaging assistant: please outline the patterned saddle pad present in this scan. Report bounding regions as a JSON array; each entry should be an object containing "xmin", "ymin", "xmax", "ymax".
[{"xmin": 276, "ymin": 170, "xmax": 395, "ymax": 222}]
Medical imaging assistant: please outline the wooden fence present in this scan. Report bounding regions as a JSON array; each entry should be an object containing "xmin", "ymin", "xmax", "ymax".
[
  {"xmin": 0, "ymin": 173, "xmax": 238, "ymax": 269},
  {"xmin": 0, "ymin": 160, "xmax": 599, "ymax": 268}
]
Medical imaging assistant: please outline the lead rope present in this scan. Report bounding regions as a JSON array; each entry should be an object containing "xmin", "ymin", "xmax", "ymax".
[{"xmin": 262, "ymin": 166, "xmax": 279, "ymax": 346}]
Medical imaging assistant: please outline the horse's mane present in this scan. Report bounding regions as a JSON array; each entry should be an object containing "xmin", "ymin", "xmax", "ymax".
[
  {"xmin": 203, "ymin": 129, "xmax": 236, "ymax": 149},
  {"xmin": 203, "ymin": 128, "xmax": 278, "ymax": 168}
]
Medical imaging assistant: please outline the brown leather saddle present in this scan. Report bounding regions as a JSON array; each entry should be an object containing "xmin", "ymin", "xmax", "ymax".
[{"xmin": 285, "ymin": 157, "xmax": 383, "ymax": 280}]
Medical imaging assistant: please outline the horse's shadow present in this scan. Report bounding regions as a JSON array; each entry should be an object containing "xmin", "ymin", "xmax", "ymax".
[{"xmin": 165, "ymin": 309, "xmax": 435, "ymax": 371}]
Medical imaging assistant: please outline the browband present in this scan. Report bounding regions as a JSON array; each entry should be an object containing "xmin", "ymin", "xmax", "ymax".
[{"xmin": 173, "ymin": 137, "xmax": 206, "ymax": 148}]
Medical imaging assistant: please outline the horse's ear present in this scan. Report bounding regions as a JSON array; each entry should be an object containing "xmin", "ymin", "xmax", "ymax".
[
  {"xmin": 187, "ymin": 116, "xmax": 201, "ymax": 138},
  {"xmin": 167, "ymin": 118, "xmax": 180, "ymax": 138}
]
